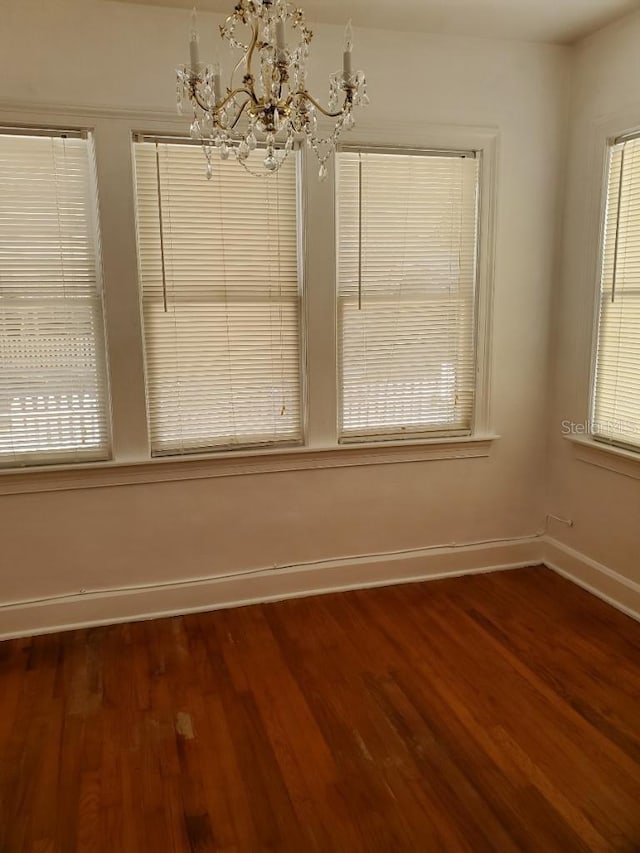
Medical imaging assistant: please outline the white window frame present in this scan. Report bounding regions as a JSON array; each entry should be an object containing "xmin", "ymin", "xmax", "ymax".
[
  {"xmin": 0, "ymin": 123, "xmax": 113, "ymax": 467},
  {"xmin": 302, "ymin": 123, "xmax": 497, "ymax": 451},
  {"xmin": 588, "ymin": 129, "xmax": 640, "ymax": 455},
  {"xmin": 334, "ymin": 144, "xmax": 482, "ymax": 444},
  {"xmin": 0, "ymin": 107, "xmax": 498, "ymax": 495},
  {"xmin": 131, "ymin": 132, "xmax": 308, "ymax": 456},
  {"xmin": 564, "ymin": 109, "xmax": 640, "ymax": 477}
]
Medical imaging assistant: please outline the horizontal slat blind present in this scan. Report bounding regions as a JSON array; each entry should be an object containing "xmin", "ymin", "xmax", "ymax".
[
  {"xmin": 134, "ymin": 141, "xmax": 302, "ymax": 455},
  {"xmin": 593, "ymin": 138, "xmax": 640, "ymax": 449},
  {"xmin": 336, "ymin": 150, "xmax": 479, "ymax": 440},
  {"xmin": 0, "ymin": 132, "xmax": 110, "ymax": 467}
]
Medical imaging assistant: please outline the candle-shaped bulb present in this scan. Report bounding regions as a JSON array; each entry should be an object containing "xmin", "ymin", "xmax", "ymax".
[
  {"xmin": 275, "ymin": 17, "xmax": 286, "ymax": 62},
  {"xmin": 344, "ymin": 19, "xmax": 354, "ymax": 53},
  {"xmin": 212, "ymin": 60, "xmax": 222, "ymax": 105},
  {"xmin": 343, "ymin": 19, "xmax": 353, "ymax": 81},
  {"xmin": 189, "ymin": 7, "xmax": 200, "ymax": 74}
]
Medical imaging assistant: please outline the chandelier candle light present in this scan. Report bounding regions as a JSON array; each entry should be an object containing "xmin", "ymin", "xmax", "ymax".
[{"xmin": 176, "ymin": 1, "xmax": 368, "ymax": 179}]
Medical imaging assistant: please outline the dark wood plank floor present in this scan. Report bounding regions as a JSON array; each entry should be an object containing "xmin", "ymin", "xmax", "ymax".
[{"xmin": 1, "ymin": 566, "xmax": 640, "ymax": 852}]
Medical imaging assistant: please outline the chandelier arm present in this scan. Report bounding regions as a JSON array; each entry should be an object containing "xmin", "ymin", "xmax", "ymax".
[
  {"xmin": 228, "ymin": 21, "xmax": 258, "ymax": 93},
  {"xmin": 230, "ymin": 53, "xmax": 246, "ymax": 91},
  {"xmin": 191, "ymin": 86, "xmax": 256, "ymax": 115},
  {"xmin": 228, "ymin": 97, "xmax": 251, "ymax": 129},
  {"xmin": 217, "ymin": 87, "xmax": 258, "ymax": 111},
  {"xmin": 245, "ymin": 21, "xmax": 260, "ymax": 85},
  {"xmin": 191, "ymin": 87, "xmax": 210, "ymax": 114},
  {"xmin": 296, "ymin": 89, "xmax": 352, "ymax": 119}
]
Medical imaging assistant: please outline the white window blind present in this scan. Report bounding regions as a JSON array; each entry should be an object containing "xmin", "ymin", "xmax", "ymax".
[
  {"xmin": 133, "ymin": 140, "xmax": 302, "ymax": 455},
  {"xmin": 592, "ymin": 136, "xmax": 640, "ymax": 451},
  {"xmin": 336, "ymin": 150, "xmax": 480, "ymax": 441},
  {"xmin": 0, "ymin": 130, "xmax": 110, "ymax": 467}
]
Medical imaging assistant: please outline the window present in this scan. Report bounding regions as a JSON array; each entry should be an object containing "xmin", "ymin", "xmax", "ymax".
[
  {"xmin": 0, "ymin": 129, "xmax": 110, "ymax": 468},
  {"xmin": 336, "ymin": 149, "xmax": 480, "ymax": 442},
  {"xmin": 592, "ymin": 135, "xmax": 640, "ymax": 451},
  {"xmin": 133, "ymin": 139, "xmax": 303, "ymax": 456},
  {"xmin": 0, "ymin": 127, "xmax": 493, "ymax": 480}
]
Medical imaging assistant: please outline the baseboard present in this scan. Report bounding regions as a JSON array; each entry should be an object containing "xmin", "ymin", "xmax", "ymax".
[
  {"xmin": 543, "ymin": 537, "xmax": 640, "ymax": 623},
  {"xmin": 0, "ymin": 536, "xmax": 542, "ymax": 640},
  {"xmin": 5, "ymin": 535, "xmax": 638, "ymax": 641}
]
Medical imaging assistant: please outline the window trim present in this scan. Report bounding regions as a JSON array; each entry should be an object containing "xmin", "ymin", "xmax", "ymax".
[
  {"xmin": 0, "ymin": 124, "xmax": 113, "ymax": 468},
  {"xmin": 588, "ymin": 128, "xmax": 640, "ymax": 456},
  {"xmin": 557, "ymin": 105, "xmax": 640, "ymax": 470},
  {"xmin": 332, "ymin": 128, "xmax": 497, "ymax": 446},
  {"xmin": 0, "ymin": 432, "xmax": 499, "ymax": 495},
  {"xmin": 131, "ymin": 133, "xmax": 307, "ymax": 456},
  {"xmin": 567, "ymin": 433, "xmax": 640, "ymax": 481},
  {"xmin": 0, "ymin": 103, "xmax": 499, "ymax": 487},
  {"xmin": 334, "ymin": 143, "xmax": 482, "ymax": 443}
]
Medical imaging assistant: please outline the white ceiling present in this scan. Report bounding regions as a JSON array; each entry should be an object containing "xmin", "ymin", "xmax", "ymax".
[{"xmin": 111, "ymin": 0, "xmax": 640, "ymax": 44}]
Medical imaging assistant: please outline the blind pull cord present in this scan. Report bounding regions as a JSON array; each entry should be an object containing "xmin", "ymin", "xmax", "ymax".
[
  {"xmin": 155, "ymin": 142, "xmax": 169, "ymax": 313},
  {"xmin": 611, "ymin": 145, "xmax": 626, "ymax": 305},
  {"xmin": 358, "ymin": 152, "xmax": 363, "ymax": 311}
]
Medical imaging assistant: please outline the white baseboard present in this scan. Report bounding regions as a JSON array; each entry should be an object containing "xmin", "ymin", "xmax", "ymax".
[
  {"xmin": 0, "ymin": 536, "xmax": 542, "ymax": 641},
  {"xmin": 543, "ymin": 537, "xmax": 640, "ymax": 623}
]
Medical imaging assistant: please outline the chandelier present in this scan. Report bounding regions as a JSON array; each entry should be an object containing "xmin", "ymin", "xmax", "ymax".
[{"xmin": 176, "ymin": 1, "xmax": 368, "ymax": 179}]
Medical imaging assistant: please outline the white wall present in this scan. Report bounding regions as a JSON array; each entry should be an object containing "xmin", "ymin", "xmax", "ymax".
[
  {"xmin": 546, "ymin": 11, "xmax": 640, "ymax": 590},
  {"xmin": 0, "ymin": 0, "xmax": 568, "ymax": 627}
]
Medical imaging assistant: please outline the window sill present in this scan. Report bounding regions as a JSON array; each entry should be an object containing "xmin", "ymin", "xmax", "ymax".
[
  {"xmin": 567, "ymin": 434, "xmax": 640, "ymax": 481},
  {"xmin": 0, "ymin": 434, "xmax": 498, "ymax": 495}
]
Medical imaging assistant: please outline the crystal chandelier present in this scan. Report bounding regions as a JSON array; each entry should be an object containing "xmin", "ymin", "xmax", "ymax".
[{"xmin": 176, "ymin": 1, "xmax": 368, "ymax": 180}]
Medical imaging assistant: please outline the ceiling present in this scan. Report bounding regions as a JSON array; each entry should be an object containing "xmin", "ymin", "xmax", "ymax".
[{"xmin": 111, "ymin": 0, "xmax": 640, "ymax": 44}]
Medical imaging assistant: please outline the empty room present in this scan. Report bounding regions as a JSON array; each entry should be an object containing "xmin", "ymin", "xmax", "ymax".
[{"xmin": 1, "ymin": 0, "xmax": 639, "ymax": 849}]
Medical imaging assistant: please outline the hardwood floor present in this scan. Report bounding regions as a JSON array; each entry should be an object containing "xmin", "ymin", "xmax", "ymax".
[{"xmin": 1, "ymin": 566, "xmax": 640, "ymax": 852}]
